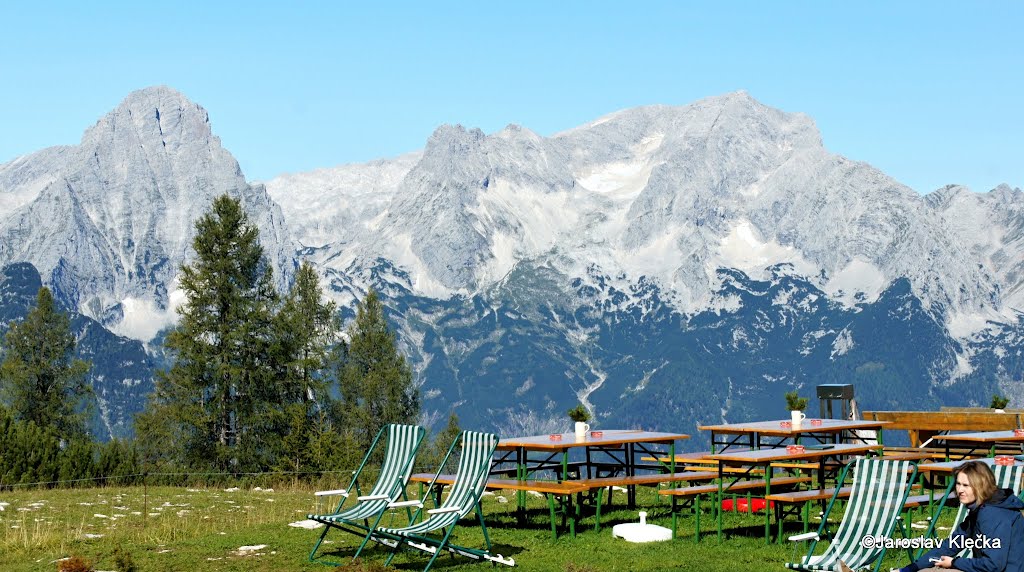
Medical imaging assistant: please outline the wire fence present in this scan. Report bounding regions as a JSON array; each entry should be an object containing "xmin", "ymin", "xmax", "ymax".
[{"xmin": 0, "ymin": 469, "xmax": 360, "ymax": 491}]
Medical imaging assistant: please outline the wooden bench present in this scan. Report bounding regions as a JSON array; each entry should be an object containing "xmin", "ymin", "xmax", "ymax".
[
  {"xmin": 863, "ymin": 410, "xmax": 1021, "ymax": 447},
  {"xmin": 409, "ymin": 474, "xmax": 588, "ymax": 538},
  {"xmin": 573, "ymin": 471, "xmax": 719, "ymax": 531},
  {"xmin": 659, "ymin": 476, "xmax": 813, "ymax": 541},
  {"xmin": 643, "ymin": 456, "xmax": 766, "ymax": 475},
  {"xmin": 902, "ymin": 491, "xmax": 956, "ymax": 510},
  {"xmin": 880, "ymin": 449, "xmax": 941, "ymax": 461},
  {"xmin": 765, "ymin": 486, "xmax": 853, "ymax": 535}
]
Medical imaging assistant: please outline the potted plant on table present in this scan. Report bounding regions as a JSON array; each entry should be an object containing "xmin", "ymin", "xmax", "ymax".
[
  {"xmin": 567, "ymin": 404, "xmax": 591, "ymax": 438},
  {"xmin": 990, "ymin": 394, "xmax": 1010, "ymax": 413},
  {"xmin": 784, "ymin": 390, "xmax": 809, "ymax": 428}
]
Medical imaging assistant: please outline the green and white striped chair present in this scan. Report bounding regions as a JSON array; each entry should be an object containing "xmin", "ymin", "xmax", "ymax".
[
  {"xmin": 786, "ymin": 458, "xmax": 918, "ymax": 572},
  {"xmin": 372, "ymin": 430, "xmax": 514, "ymax": 572},
  {"xmin": 308, "ymin": 423, "xmax": 425, "ymax": 565},
  {"xmin": 918, "ymin": 461, "xmax": 1024, "ymax": 560}
]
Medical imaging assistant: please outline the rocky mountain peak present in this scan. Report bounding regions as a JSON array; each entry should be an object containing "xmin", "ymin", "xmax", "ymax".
[{"xmin": 0, "ymin": 86, "xmax": 294, "ymax": 340}]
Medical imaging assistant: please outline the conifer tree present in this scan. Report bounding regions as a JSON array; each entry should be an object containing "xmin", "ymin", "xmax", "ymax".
[
  {"xmin": 142, "ymin": 194, "xmax": 278, "ymax": 472},
  {"xmin": 0, "ymin": 286, "xmax": 91, "ymax": 439},
  {"xmin": 422, "ymin": 412, "xmax": 462, "ymax": 471},
  {"xmin": 272, "ymin": 262, "xmax": 344, "ymax": 476},
  {"xmin": 273, "ymin": 262, "xmax": 341, "ymax": 404},
  {"xmin": 339, "ymin": 289, "xmax": 419, "ymax": 449}
]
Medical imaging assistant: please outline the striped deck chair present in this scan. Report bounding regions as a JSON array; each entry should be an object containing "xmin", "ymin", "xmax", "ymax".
[
  {"xmin": 308, "ymin": 423, "xmax": 425, "ymax": 565},
  {"xmin": 917, "ymin": 461, "xmax": 1024, "ymax": 560},
  {"xmin": 371, "ymin": 430, "xmax": 514, "ymax": 572},
  {"xmin": 786, "ymin": 458, "xmax": 918, "ymax": 572}
]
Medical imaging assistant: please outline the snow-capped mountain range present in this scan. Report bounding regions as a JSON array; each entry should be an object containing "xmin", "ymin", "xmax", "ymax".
[
  {"xmin": 1, "ymin": 86, "xmax": 1022, "ymax": 442},
  {"xmin": 265, "ymin": 94, "xmax": 1020, "ymax": 326}
]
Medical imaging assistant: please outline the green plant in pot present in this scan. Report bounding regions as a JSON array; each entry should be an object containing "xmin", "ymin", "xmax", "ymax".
[
  {"xmin": 990, "ymin": 394, "xmax": 1010, "ymax": 412},
  {"xmin": 785, "ymin": 390, "xmax": 809, "ymax": 427},
  {"xmin": 568, "ymin": 404, "xmax": 591, "ymax": 437}
]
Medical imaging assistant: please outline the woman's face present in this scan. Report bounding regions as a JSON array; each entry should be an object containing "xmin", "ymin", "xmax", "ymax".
[{"xmin": 955, "ymin": 473, "xmax": 977, "ymax": 505}]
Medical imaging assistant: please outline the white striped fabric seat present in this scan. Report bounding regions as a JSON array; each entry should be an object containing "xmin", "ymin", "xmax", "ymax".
[
  {"xmin": 310, "ymin": 423, "xmax": 424, "ymax": 525},
  {"xmin": 306, "ymin": 421, "xmax": 425, "ymax": 571},
  {"xmin": 379, "ymin": 430, "xmax": 497, "ymax": 537},
  {"xmin": 787, "ymin": 458, "xmax": 917, "ymax": 572}
]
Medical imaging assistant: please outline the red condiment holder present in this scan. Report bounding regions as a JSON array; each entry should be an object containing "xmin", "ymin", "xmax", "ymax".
[
  {"xmin": 995, "ymin": 455, "xmax": 1015, "ymax": 466},
  {"xmin": 786, "ymin": 444, "xmax": 805, "ymax": 455},
  {"xmin": 780, "ymin": 421, "xmax": 792, "ymax": 429},
  {"xmin": 549, "ymin": 434, "xmax": 563, "ymax": 441},
  {"xmin": 809, "ymin": 419, "xmax": 823, "ymax": 426},
  {"xmin": 590, "ymin": 431, "xmax": 604, "ymax": 438},
  {"xmin": 1014, "ymin": 429, "xmax": 1024, "ymax": 437}
]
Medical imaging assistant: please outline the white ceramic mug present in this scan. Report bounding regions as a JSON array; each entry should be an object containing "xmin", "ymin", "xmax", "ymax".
[
  {"xmin": 791, "ymin": 410, "xmax": 806, "ymax": 428},
  {"xmin": 575, "ymin": 421, "xmax": 591, "ymax": 438}
]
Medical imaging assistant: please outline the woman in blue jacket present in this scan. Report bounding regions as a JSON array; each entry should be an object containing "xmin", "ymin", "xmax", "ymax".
[{"xmin": 898, "ymin": 460, "xmax": 1024, "ymax": 572}]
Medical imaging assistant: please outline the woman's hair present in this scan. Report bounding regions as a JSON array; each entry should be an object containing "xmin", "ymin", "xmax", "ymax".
[{"xmin": 954, "ymin": 460, "xmax": 998, "ymax": 505}]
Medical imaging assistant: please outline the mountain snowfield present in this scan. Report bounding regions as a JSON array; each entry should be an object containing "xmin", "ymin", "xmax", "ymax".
[
  {"xmin": 0, "ymin": 86, "xmax": 295, "ymax": 341},
  {"xmin": 265, "ymin": 92, "xmax": 1017, "ymax": 328},
  {"xmin": 2, "ymin": 86, "xmax": 1024, "ymax": 440}
]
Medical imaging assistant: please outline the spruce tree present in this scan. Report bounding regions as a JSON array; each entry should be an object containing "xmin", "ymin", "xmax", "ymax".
[
  {"xmin": 0, "ymin": 286, "xmax": 91, "ymax": 440},
  {"xmin": 272, "ymin": 262, "xmax": 344, "ymax": 476},
  {"xmin": 142, "ymin": 194, "xmax": 278, "ymax": 472},
  {"xmin": 272, "ymin": 262, "xmax": 341, "ymax": 404},
  {"xmin": 422, "ymin": 412, "xmax": 462, "ymax": 471},
  {"xmin": 339, "ymin": 289, "xmax": 419, "ymax": 449}
]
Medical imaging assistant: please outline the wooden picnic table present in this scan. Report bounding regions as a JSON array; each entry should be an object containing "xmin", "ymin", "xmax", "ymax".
[
  {"xmin": 495, "ymin": 430, "xmax": 689, "ymax": 512},
  {"xmin": 706, "ymin": 443, "xmax": 881, "ymax": 543},
  {"xmin": 931, "ymin": 430, "xmax": 1024, "ymax": 460},
  {"xmin": 698, "ymin": 418, "xmax": 889, "ymax": 452}
]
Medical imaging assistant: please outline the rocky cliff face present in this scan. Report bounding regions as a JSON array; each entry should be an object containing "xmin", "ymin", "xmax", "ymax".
[
  {"xmin": 0, "ymin": 86, "xmax": 295, "ymax": 340},
  {"xmin": 264, "ymin": 91, "xmax": 1024, "ymax": 438},
  {"xmin": 3, "ymin": 87, "xmax": 1024, "ymax": 443},
  {"xmin": 0, "ymin": 263, "xmax": 152, "ymax": 440}
]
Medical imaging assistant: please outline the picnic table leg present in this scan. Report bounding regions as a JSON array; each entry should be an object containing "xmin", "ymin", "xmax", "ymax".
[
  {"xmin": 670, "ymin": 495, "xmax": 677, "ymax": 538},
  {"xmin": 695, "ymin": 494, "xmax": 702, "ymax": 542},
  {"xmin": 716, "ymin": 463, "xmax": 724, "ymax": 542},
  {"xmin": 667, "ymin": 441, "xmax": 676, "ymax": 506},
  {"xmin": 622, "ymin": 446, "xmax": 630, "ymax": 507},
  {"xmin": 547, "ymin": 493, "xmax": 558, "ymax": 539},
  {"xmin": 517, "ymin": 448, "xmax": 526, "ymax": 521},
  {"xmin": 764, "ymin": 469, "xmax": 772, "ymax": 544}
]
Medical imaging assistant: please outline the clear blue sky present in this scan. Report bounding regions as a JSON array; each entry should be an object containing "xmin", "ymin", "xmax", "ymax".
[{"xmin": 1, "ymin": 1, "xmax": 1021, "ymax": 193}]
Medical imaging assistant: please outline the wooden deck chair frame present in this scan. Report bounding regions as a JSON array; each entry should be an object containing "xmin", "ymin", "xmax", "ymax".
[
  {"xmin": 786, "ymin": 457, "xmax": 919, "ymax": 572},
  {"xmin": 916, "ymin": 462, "xmax": 1024, "ymax": 560},
  {"xmin": 307, "ymin": 423, "xmax": 425, "ymax": 566},
  {"xmin": 370, "ymin": 430, "xmax": 515, "ymax": 572}
]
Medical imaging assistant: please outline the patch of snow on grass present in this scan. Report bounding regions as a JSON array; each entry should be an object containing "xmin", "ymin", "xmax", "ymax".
[
  {"xmin": 236, "ymin": 544, "xmax": 268, "ymax": 555},
  {"xmin": 289, "ymin": 519, "xmax": 324, "ymax": 529}
]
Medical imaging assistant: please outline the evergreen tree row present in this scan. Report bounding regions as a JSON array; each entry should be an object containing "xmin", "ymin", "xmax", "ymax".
[
  {"xmin": 0, "ymin": 194, "xmax": 443, "ymax": 486},
  {"xmin": 136, "ymin": 194, "xmax": 422, "ymax": 476}
]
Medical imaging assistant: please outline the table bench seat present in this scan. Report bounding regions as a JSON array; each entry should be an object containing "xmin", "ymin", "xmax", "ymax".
[
  {"xmin": 658, "ymin": 476, "xmax": 813, "ymax": 541},
  {"xmin": 902, "ymin": 491, "xmax": 956, "ymax": 510},
  {"xmin": 659, "ymin": 476, "xmax": 813, "ymax": 498},
  {"xmin": 765, "ymin": 486, "xmax": 853, "ymax": 504},
  {"xmin": 409, "ymin": 473, "xmax": 587, "ymax": 539},
  {"xmin": 576, "ymin": 471, "xmax": 718, "ymax": 489},
  {"xmin": 410, "ymin": 473, "xmax": 588, "ymax": 494}
]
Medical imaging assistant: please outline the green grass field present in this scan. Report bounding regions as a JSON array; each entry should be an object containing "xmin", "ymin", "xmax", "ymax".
[{"xmin": 0, "ymin": 485, "xmax": 940, "ymax": 571}]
